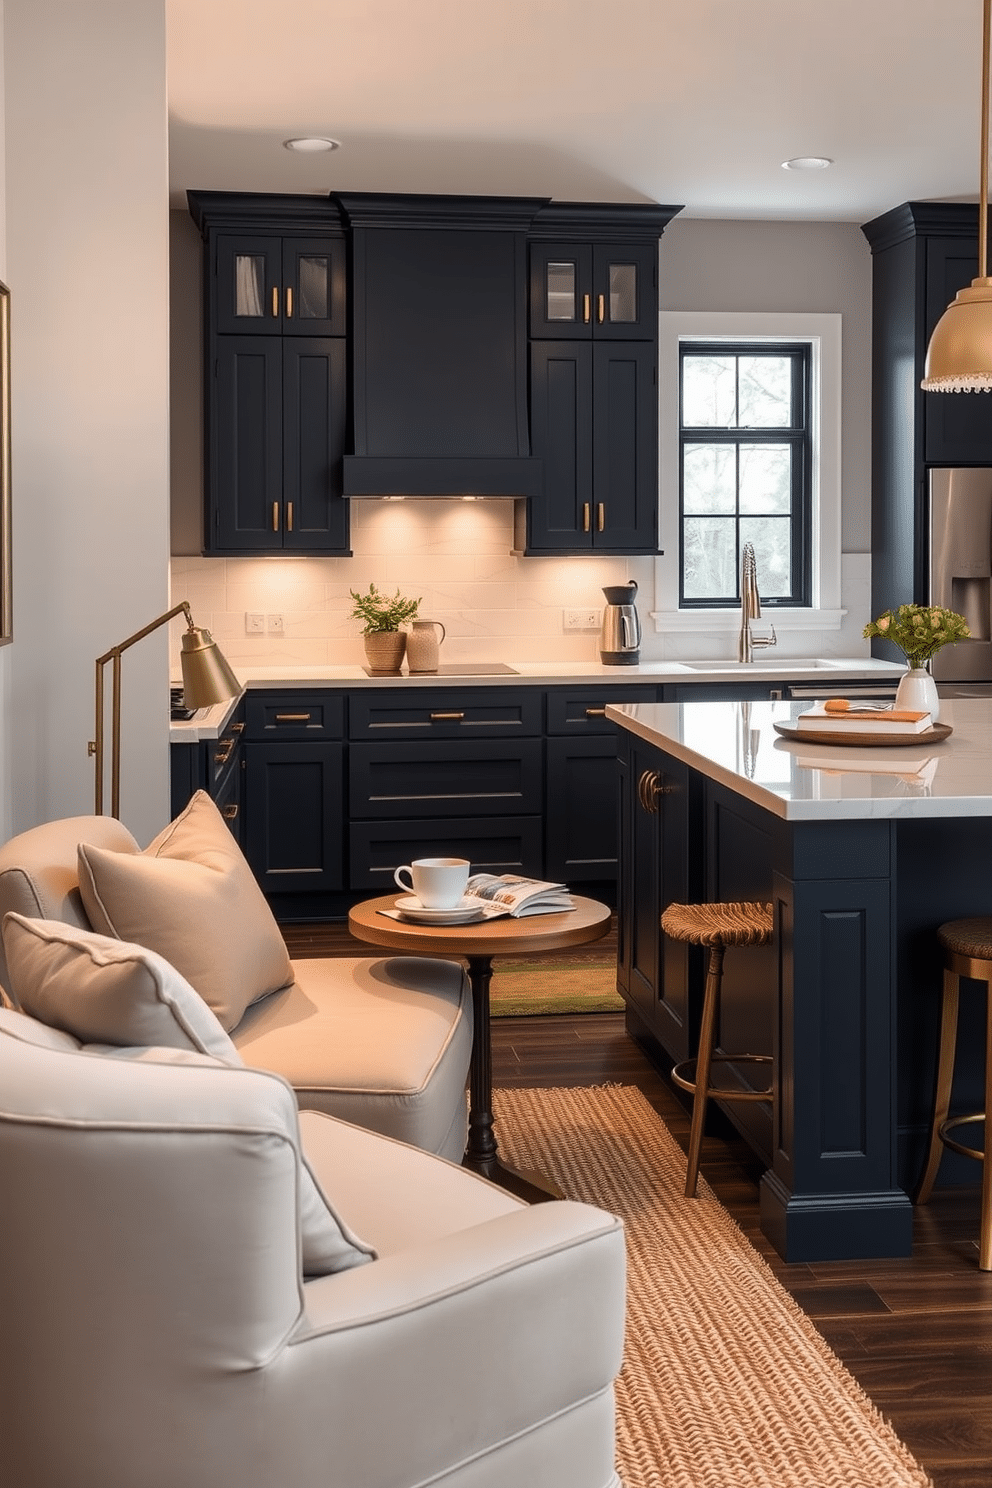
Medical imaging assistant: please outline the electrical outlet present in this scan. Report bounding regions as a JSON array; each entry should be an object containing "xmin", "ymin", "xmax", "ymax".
[
  {"xmin": 245, "ymin": 612, "xmax": 265, "ymax": 635},
  {"xmin": 563, "ymin": 608, "xmax": 601, "ymax": 631},
  {"xmin": 267, "ymin": 613, "xmax": 284, "ymax": 635}
]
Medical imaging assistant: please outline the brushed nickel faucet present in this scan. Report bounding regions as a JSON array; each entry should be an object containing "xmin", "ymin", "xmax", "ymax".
[{"xmin": 737, "ymin": 542, "xmax": 777, "ymax": 663}]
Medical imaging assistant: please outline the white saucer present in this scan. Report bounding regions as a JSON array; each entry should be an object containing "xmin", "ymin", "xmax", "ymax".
[{"xmin": 393, "ymin": 894, "xmax": 486, "ymax": 925}]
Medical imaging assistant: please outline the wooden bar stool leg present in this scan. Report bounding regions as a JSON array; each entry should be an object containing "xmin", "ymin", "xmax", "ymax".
[
  {"xmin": 685, "ymin": 944, "xmax": 723, "ymax": 1199},
  {"xmin": 981, "ymin": 981, "xmax": 992, "ymax": 1271},
  {"xmin": 916, "ymin": 968, "xmax": 961, "ymax": 1205}
]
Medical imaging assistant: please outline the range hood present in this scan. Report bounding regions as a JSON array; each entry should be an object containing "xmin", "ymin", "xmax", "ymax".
[{"xmin": 336, "ymin": 193, "xmax": 547, "ymax": 499}]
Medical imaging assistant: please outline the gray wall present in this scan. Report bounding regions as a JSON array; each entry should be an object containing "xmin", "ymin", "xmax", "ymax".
[{"xmin": 659, "ymin": 217, "xmax": 873, "ymax": 553}]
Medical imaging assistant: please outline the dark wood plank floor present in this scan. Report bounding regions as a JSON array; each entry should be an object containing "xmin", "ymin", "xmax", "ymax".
[{"xmin": 284, "ymin": 921, "xmax": 992, "ymax": 1487}]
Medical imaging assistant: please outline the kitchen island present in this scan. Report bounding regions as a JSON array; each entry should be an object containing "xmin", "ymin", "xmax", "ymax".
[{"xmin": 607, "ymin": 695, "xmax": 992, "ymax": 1263}]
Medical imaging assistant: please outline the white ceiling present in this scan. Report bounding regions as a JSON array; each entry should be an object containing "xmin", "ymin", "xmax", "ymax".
[{"xmin": 168, "ymin": 0, "xmax": 984, "ymax": 224}]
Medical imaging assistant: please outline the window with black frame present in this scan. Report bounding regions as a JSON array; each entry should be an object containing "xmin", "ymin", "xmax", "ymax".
[{"xmin": 678, "ymin": 342, "xmax": 812, "ymax": 608}]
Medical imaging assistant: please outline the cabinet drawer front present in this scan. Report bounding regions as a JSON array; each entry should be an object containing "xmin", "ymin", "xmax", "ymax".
[
  {"xmin": 546, "ymin": 686, "xmax": 658, "ymax": 733},
  {"xmin": 349, "ymin": 688, "xmax": 541, "ymax": 739},
  {"xmin": 245, "ymin": 692, "xmax": 344, "ymax": 740},
  {"xmin": 350, "ymin": 739, "xmax": 543, "ymax": 818},
  {"xmin": 350, "ymin": 816, "xmax": 544, "ymax": 892}
]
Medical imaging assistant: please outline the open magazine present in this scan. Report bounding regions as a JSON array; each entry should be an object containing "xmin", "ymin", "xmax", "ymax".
[{"xmin": 463, "ymin": 873, "xmax": 574, "ymax": 918}]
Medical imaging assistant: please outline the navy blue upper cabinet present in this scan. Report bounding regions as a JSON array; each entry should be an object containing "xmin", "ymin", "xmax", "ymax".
[
  {"xmin": 862, "ymin": 202, "xmax": 992, "ymax": 619},
  {"xmin": 529, "ymin": 241, "xmax": 658, "ymax": 341},
  {"xmin": 189, "ymin": 192, "xmax": 351, "ymax": 556},
  {"xmin": 523, "ymin": 340, "xmax": 658, "ymax": 552},
  {"xmin": 214, "ymin": 234, "xmax": 346, "ymax": 337}
]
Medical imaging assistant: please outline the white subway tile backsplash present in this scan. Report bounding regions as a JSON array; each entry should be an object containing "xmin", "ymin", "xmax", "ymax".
[{"xmin": 170, "ymin": 507, "xmax": 873, "ymax": 671}]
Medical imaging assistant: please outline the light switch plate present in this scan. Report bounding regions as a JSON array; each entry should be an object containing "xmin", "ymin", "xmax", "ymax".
[{"xmin": 245, "ymin": 612, "xmax": 265, "ymax": 634}]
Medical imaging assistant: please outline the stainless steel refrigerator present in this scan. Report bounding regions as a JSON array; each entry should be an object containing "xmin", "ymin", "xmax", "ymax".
[{"xmin": 929, "ymin": 467, "xmax": 992, "ymax": 683}]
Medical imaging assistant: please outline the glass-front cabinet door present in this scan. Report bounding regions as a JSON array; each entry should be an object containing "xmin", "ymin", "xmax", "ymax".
[
  {"xmin": 529, "ymin": 241, "xmax": 656, "ymax": 341},
  {"xmin": 215, "ymin": 234, "xmax": 346, "ymax": 336}
]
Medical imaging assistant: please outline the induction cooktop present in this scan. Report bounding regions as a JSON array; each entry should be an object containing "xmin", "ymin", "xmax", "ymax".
[{"xmin": 361, "ymin": 662, "xmax": 519, "ymax": 677}]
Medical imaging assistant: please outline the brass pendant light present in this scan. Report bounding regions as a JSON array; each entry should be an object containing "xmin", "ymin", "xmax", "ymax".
[{"xmin": 922, "ymin": 0, "xmax": 992, "ymax": 392}]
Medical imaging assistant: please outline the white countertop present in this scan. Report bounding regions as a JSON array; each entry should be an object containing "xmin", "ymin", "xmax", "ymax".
[
  {"xmin": 169, "ymin": 655, "xmax": 905, "ymax": 742},
  {"xmin": 606, "ymin": 696, "xmax": 992, "ymax": 821}
]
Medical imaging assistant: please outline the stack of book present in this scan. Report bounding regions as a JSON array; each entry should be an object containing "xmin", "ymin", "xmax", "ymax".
[{"xmin": 794, "ymin": 699, "xmax": 932, "ymax": 735}]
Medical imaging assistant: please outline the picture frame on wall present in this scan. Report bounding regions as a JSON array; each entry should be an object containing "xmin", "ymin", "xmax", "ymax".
[{"xmin": 0, "ymin": 281, "xmax": 10, "ymax": 645}]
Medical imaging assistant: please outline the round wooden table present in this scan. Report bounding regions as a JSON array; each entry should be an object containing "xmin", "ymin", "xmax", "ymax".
[{"xmin": 348, "ymin": 893, "xmax": 612, "ymax": 1201}]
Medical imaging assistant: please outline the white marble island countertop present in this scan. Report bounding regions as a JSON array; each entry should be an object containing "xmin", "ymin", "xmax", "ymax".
[{"xmin": 606, "ymin": 696, "xmax": 992, "ymax": 821}]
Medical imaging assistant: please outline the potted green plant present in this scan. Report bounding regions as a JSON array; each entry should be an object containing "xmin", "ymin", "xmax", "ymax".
[
  {"xmin": 863, "ymin": 603, "xmax": 971, "ymax": 721},
  {"xmin": 349, "ymin": 583, "xmax": 421, "ymax": 673}
]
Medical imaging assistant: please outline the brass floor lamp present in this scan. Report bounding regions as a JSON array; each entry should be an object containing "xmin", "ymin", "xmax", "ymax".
[{"xmin": 89, "ymin": 601, "xmax": 241, "ymax": 817}]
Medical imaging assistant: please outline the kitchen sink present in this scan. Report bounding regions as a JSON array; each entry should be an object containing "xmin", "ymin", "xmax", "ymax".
[{"xmin": 677, "ymin": 658, "xmax": 847, "ymax": 672}]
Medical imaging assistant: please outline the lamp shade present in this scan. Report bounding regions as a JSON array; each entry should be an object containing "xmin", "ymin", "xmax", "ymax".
[
  {"xmin": 179, "ymin": 625, "xmax": 242, "ymax": 708},
  {"xmin": 921, "ymin": 276, "xmax": 992, "ymax": 391}
]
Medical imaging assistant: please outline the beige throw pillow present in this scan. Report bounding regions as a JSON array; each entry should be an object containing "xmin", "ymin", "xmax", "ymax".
[
  {"xmin": 1, "ymin": 913, "xmax": 240, "ymax": 1061},
  {"xmin": 77, "ymin": 791, "xmax": 294, "ymax": 1032}
]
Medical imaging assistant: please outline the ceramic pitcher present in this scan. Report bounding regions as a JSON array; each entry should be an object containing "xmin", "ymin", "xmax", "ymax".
[{"xmin": 405, "ymin": 619, "xmax": 446, "ymax": 673}]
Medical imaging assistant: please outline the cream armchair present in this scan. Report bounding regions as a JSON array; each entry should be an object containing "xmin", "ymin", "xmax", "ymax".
[
  {"xmin": 0, "ymin": 796, "xmax": 472, "ymax": 1160},
  {"xmin": 0, "ymin": 1009, "xmax": 626, "ymax": 1488}
]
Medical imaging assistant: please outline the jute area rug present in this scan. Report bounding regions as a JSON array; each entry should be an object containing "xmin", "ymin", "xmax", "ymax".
[{"xmin": 491, "ymin": 1084, "xmax": 934, "ymax": 1488}]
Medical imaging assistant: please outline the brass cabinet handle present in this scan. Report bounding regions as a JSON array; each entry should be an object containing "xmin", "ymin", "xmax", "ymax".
[
  {"xmin": 637, "ymin": 769, "xmax": 675, "ymax": 812},
  {"xmin": 585, "ymin": 706, "xmax": 607, "ymax": 717},
  {"xmin": 582, "ymin": 502, "xmax": 591, "ymax": 532},
  {"xmin": 597, "ymin": 293, "xmax": 605, "ymax": 323},
  {"xmin": 582, "ymin": 292, "xmax": 591, "ymax": 324},
  {"xmin": 275, "ymin": 712, "xmax": 312, "ymax": 723},
  {"xmin": 597, "ymin": 503, "xmax": 605, "ymax": 532},
  {"xmin": 214, "ymin": 738, "xmax": 235, "ymax": 765},
  {"xmin": 286, "ymin": 501, "xmax": 293, "ymax": 532},
  {"xmin": 271, "ymin": 286, "xmax": 279, "ymax": 317},
  {"xmin": 221, "ymin": 803, "xmax": 239, "ymax": 821},
  {"xmin": 286, "ymin": 286, "xmax": 293, "ymax": 318},
  {"xmin": 429, "ymin": 710, "xmax": 465, "ymax": 721},
  {"xmin": 272, "ymin": 502, "xmax": 280, "ymax": 532},
  {"xmin": 230, "ymin": 721, "xmax": 245, "ymax": 733}
]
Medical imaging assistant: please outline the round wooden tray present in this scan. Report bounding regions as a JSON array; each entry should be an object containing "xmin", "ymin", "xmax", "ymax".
[{"xmin": 773, "ymin": 721, "xmax": 953, "ymax": 748}]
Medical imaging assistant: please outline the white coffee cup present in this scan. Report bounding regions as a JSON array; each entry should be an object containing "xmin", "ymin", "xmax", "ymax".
[{"xmin": 394, "ymin": 857, "xmax": 470, "ymax": 910}]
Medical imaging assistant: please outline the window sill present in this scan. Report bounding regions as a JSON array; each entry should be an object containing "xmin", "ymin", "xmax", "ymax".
[{"xmin": 649, "ymin": 608, "xmax": 847, "ymax": 635}]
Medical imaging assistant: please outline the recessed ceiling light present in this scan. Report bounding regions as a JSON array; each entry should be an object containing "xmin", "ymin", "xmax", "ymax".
[
  {"xmin": 781, "ymin": 156, "xmax": 832, "ymax": 171},
  {"xmin": 283, "ymin": 137, "xmax": 340, "ymax": 154}
]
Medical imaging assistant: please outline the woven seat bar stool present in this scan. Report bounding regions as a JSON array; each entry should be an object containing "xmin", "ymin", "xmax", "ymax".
[
  {"xmin": 661, "ymin": 900, "xmax": 774, "ymax": 1198},
  {"xmin": 916, "ymin": 916, "xmax": 992, "ymax": 1270}
]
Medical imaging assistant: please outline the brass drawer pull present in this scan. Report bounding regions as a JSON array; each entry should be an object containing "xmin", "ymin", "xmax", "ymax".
[
  {"xmin": 221, "ymin": 803, "xmax": 239, "ymax": 821},
  {"xmin": 286, "ymin": 500, "xmax": 293, "ymax": 532},
  {"xmin": 275, "ymin": 712, "xmax": 312, "ymax": 723},
  {"xmin": 582, "ymin": 502, "xmax": 591, "ymax": 533},
  {"xmin": 286, "ymin": 286, "xmax": 293, "ymax": 319},
  {"xmin": 230, "ymin": 721, "xmax": 245, "ymax": 733},
  {"xmin": 214, "ymin": 739, "xmax": 235, "ymax": 765},
  {"xmin": 585, "ymin": 707, "xmax": 607, "ymax": 717},
  {"xmin": 597, "ymin": 502, "xmax": 605, "ymax": 532},
  {"xmin": 271, "ymin": 286, "xmax": 279, "ymax": 318},
  {"xmin": 582, "ymin": 292, "xmax": 591, "ymax": 324},
  {"xmin": 429, "ymin": 711, "xmax": 465, "ymax": 721},
  {"xmin": 597, "ymin": 293, "xmax": 605, "ymax": 323},
  {"xmin": 272, "ymin": 502, "xmax": 280, "ymax": 532}
]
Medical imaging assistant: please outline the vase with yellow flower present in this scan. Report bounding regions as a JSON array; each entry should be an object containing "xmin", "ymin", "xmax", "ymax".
[{"xmin": 863, "ymin": 604, "xmax": 971, "ymax": 723}]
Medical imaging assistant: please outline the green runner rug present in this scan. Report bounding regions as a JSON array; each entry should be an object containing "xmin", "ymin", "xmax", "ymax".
[{"xmin": 489, "ymin": 958, "xmax": 624, "ymax": 1016}]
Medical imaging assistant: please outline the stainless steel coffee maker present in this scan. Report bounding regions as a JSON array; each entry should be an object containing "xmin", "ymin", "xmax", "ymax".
[{"xmin": 600, "ymin": 581, "xmax": 641, "ymax": 665}]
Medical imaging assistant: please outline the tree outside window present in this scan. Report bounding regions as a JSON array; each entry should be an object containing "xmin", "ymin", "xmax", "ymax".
[{"xmin": 679, "ymin": 343, "xmax": 812, "ymax": 608}]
